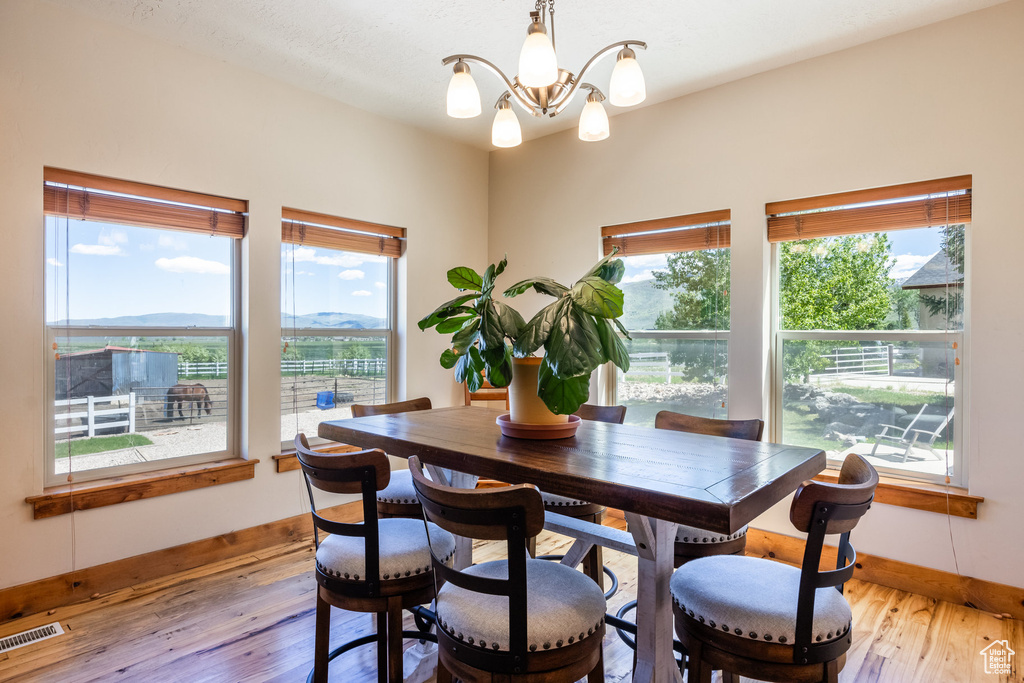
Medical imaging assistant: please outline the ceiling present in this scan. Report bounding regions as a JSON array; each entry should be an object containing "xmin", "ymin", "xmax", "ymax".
[{"xmin": 46, "ymin": 0, "xmax": 1006, "ymax": 150}]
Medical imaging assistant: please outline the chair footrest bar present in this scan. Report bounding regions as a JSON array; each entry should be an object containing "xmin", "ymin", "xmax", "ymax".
[{"xmin": 608, "ymin": 602, "xmax": 686, "ymax": 657}]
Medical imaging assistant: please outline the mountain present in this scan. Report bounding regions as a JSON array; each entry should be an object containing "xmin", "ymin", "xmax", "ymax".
[
  {"xmin": 618, "ymin": 278, "xmax": 674, "ymax": 331},
  {"xmin": 281, "ymin": 311, "xmax": 387, "ymax": 329},
  {"xmin": 55, "ymin": 313, "xmax": 230, "ymax": 327}
]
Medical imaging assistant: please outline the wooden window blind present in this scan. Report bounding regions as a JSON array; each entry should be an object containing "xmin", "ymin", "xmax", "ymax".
[
  {"xmin": 601, "ymin": 209, "xmax": 731, "ymax": 257},
  {"xmin": 43, "ymin": 168, "xmax": 247, "ymax": 238},
  {"xmin": 281, "ymin": 208, "xmax": 405, "ymax": 258},
  {"xmin": 766, "ymin": 176, "xmax": 972, "ymax": 243}
]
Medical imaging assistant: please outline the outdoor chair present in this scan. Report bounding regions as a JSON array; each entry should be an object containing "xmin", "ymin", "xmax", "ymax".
[
  {"xmin": 293, "ymin": 434, "xmax": 455, "ymax": 683},
  {"xmin": 351, "ymin": 397, "xmax": 433, "ymax": 518},
  {"xmin": 409, "ymin": 456, "xmax": 607, "ymax": 683},
  {"xmin": 870, "ymin": 404, "xmax": 954, "ymax": 463},
  {"xmin": 670, "ymin": 452, "xmax": 878, "ymax": 683}
]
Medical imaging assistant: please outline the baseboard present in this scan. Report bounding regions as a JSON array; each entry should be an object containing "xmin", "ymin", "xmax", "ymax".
[{"xmin": 0, "ymin": 501, "xmax": 362, "ymax": 623}]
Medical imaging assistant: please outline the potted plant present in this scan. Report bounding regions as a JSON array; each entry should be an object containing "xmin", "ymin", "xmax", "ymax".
[{"xmin": 418, "ymin": 253, "xmax": 631, "ymax": 429}]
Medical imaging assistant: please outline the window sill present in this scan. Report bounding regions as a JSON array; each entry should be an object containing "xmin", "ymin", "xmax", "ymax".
[
  {"xmin": 813, "ymin": 472, "xmax": 981, "ymax": 518},
  {"xmin": 273, "ymin": 443, "xmax": 361, "ymax": 473},
  {"xmin": 26, "ymin": 458, "xmax": 258, "ymax": 519}
]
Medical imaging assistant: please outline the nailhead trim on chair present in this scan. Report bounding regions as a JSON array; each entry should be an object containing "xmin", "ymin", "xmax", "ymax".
[
  {"xmin": 435, "ymin": 616, "xmax": 606, "ymax": 653},
  {"xmin": 673, "ymin": 596, "xmax": 850, "ymax": 644}
]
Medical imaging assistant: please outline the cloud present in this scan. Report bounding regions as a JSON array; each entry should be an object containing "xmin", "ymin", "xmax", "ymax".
[
  {"xmin": 99, "ymin": 230, "xmax": 128, "ymax": 246},
  {"xmin": 622, "ymin": 254, "xmax": 668, "ymax": 269},
  {"xmin": 138, "ymin": 243, "xmax": 155, "ymax": 252},
  {"xmin": 338, "ymin": 269, "xmax": 365, "ymax": 280},
  {"xmin": 620, "ymin": 270, "xmax": 656, "ymax": 284},
  {"xmin": 158, "ymin": 234, "xmax": 189, "ymax": 251},
  {"xmin": 891, "ymin": 252, "xmax": 937, "ymax": 279},
  {"xmin": 47, "ymin": 258, "xmax": 63, "ymax": 267},
  {"xmin": 291, "ymin": 247, "xmax": 367, "ymax": 268},
  {"xmin": 70, "ymin": 243, "xmax": 124, "ymax": 256},
  {"xmin": 374, "ymin": 281, "xmax": 386, "ymax": 289},
  {"xmin": 155, "ymin": 256, "xmax": 230, "ymax": 275},
  {"xmin": 352, "ymin": 290, "xmax": 373, "ymax": 297}
]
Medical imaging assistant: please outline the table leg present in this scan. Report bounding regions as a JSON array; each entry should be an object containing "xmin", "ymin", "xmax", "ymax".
[
  {"xmin": 625, "ymin": 513, "xmax": 683, "ymax": 683},
  {"xmin": 426, "ymin": 466, "xmax": 478, "ymax": 570}
]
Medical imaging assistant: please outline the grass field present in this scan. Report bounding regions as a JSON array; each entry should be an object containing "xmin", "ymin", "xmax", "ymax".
[{"xmin": 54, "ymin": 433, "xmax": 154, "ymax": 458}]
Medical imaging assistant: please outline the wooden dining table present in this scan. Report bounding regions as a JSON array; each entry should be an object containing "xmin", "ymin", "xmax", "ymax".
[{"xmin": 319, "ymin": 405, "xmax": 826, "ymax": 683}]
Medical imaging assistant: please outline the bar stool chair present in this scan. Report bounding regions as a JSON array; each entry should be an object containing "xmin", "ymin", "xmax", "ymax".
[
  {"xmin": 408, "ymin": 455, "xmax": 607, "ymax": 683},
  {"xmin": 671, "ymin": 453, "xmax": 878, "ymax": 683},
  {"xmin": 654, "ymin": 410, "xmax": 764, "ymax": 566},
  {"xmin": 294, "ymin": 434, "xmax": 456, "ymax": 683},
  {"xmin": 351, "ymin": 397, "xmax": 432, "ymax": 519},
  {"xmin": 530, "ymin": 403, "xmax": 627, "ymax": 595}
]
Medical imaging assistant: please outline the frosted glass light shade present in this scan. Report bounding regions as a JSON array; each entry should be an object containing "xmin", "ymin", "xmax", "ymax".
[
  {"xmin": 492, "ymin": 107, "xmax": 522, "ymax": 148},
  {"xmin": 609, "ymin": 56, "xmax": 646, "ymax": 107},
  {"xmin": 447, "ymin": 71, "xmax": 481, "ymax": 118},
  {"xmin": 578, "ymin": 100, "xmax": 609, "ymax": 141},
  {"xmin": 518, "ymin": 30, "xmax": 558, "ymax": 87}
]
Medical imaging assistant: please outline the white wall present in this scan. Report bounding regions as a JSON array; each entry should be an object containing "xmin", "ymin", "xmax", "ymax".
[
  {"xmin": 0, "ymin": 0, "xmax": 486, "ymax": 589},
  {"xmin": 489, "ymin": 1, "xmax": 1024, "ymax": 588}
]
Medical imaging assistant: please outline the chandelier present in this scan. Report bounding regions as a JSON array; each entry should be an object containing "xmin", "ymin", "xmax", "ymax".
[{"xmin": 443, "ymin": 0, "xmax": 647, "ymax": 147}]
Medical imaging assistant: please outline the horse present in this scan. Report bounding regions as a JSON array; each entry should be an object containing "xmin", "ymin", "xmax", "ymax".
[{"xmin": 165, "ymin": 383, "xmax": 213, "ymax": 420}]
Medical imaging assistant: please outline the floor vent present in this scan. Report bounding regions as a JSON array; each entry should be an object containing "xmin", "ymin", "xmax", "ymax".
[{"xmin": 0, "ymin": 622, "xmax": 65, "ymax": 653}]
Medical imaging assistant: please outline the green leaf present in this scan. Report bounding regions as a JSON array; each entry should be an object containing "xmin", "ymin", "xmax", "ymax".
[
  {"xmin": 582, "ymin": 251, "xmax": 623, "ymax": 283},
  {"xmin": 417, "ymin": 293, "xmax": 478, "ymax": 330},
  {"xmin": 570, "ymin": 276, "xmax": 624, "ymax": 319},
  {"xmin": 436, "ymin": 315, "xmax": 475, "ymax": 334},
  {"xmin": 612, "ymin": 317, "xmax": 632, "ymax": 340},
  {"xmin": 448, "ymin": 267, "xmax": 483, "ymax": 291},
  {"xmin": 439, "ymin": 348, "xmax": 459, "ymax": 369},
  {"xmin": 482, "ymin": 263, "xmax": 496, "ymax": 291},
  {"xmin": 494, "ymin": 255, "xmax": 507, "ymax": 278},
  {"xmin": 478, "ymin": 304, "xmax": 505, "ymax": 351},
  {"xmin": 451, "ymin": 318, "xmax": 480, "ymax": 353},
  {"xmin": 596, "ymin": 319, "xmax": 630, "ymax": 372},
  {"xmin": 466, "ymin": 346, "xmax": 486, "ymax": 392},
  {"xmin": 514, "ymin": 298, "xmax": 569, "ymax": 357},
  {"xmin": 484, "ymin": 344, "xmax": 513, "ymax": 388},
  {"xmin": 544, "ymin": 304, "xmax": 603, "ymax": 379},
  {"xmin": 453, "ymin": 351, "xmax": 474, "ymax": 384},
  {"xmin": 537, "ymin": 358, "xmax": 591, "ymax": 415},
  {"xmin": 503, "ymin": 277, "xmax": 569, "ymax": 299},
  {"xmin": 493, "ymin": 300, "xmax": 526, "ymax": 339}
]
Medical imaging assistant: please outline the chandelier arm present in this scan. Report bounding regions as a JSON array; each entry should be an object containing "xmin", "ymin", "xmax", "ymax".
[
  {"xmin": 442, "ymin": 54, "xmax": 542, "ymax": 117},
  {"xmin": 549, "ymin": 40, "xmax": 647, "ymax": 115}
]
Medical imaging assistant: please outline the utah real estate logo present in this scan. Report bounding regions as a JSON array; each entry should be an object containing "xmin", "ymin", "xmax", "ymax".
[{"xmin": 979, "ymin": 639, "xmax": 1014, "ymax": 675}]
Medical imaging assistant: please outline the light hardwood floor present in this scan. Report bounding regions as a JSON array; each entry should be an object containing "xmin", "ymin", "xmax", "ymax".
[{"xmin": 0, "ymin": 519, "xmax": 1020, "ymax": 682}]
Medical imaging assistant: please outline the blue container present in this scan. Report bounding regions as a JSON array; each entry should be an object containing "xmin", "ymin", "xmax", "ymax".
[{"xmin": 316, "ymin": 391, "xmax": 335, "ymax": 410}]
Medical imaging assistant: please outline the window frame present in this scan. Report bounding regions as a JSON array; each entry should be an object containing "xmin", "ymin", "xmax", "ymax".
[
  {"xmin": 768, "ymin": 182, "xmax": 970, "ymax": 487},
  {"xmin": 44, "ymin": 240, "xmax": 242, "ymax": 487},
  {"xmin": 279, "ymin": 233, "xmax": 399, "ymax": 451}
]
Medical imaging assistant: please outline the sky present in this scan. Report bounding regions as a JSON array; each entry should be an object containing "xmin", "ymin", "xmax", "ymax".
[
  {"xmin": 45, "ymin": 217, "xmax": 388, "ymax": 323},
  {"xmin": 618, "ymin": 225, "xmax": 944, "ymax": 285}
]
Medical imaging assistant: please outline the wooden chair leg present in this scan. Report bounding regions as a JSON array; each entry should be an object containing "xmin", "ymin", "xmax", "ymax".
[
  {"xmin": 376, "ymin": 610, "xmax": 387, "ymax": 683},
  {"xmin": 722, "ymin": 672, "xmax": 740, "ymax": 683},
  {"xmin": 436, "ymin": 661, "xmax": 453, "ymax": 683},
  {"xmin": 526, "ymin": 535, "xmax": 537, "ymax": 558},
  {"xmin": 587, "ymin": 644, "xmax": 605, "ymax": 683},
  {"xmin": 686, "ymin": 639, "xmax": 712, "ymax": 683},
  {"xmin": 313, "ymin": 591, "xmax": 331, "ymax": 683},
  {"xmin": 387, "ymin": 596, "xmax": 403, "ymax": 683},
  {"xmin": 825, "ymin": 658, "xmax": 840, "ymax": 683},
  {"xmin": 581, "ymin": 544, "xmax": 604, "ymax": 593}
]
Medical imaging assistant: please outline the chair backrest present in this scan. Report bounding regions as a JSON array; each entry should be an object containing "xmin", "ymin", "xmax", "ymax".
[
  {"xmin": 409, "ymin": 455, "xmax": 545, "ymax": 663},
  {"xmin": 654, "ymin": 410, "xmax": 764, "ymax": 441},
  {"xmin": 351, "ymin": 396, "xmax": 431, "ymax": 418},
  {"xmin": 788, "ymin": 452, "xmax": 878, "ymax": 663},
  {"xmin": 293, "ymin": 434, "xmax": 391, "ymax": 593},
  {"xmin": 574, "ymin": 403, "xmax": 627, "ymax": 424}
]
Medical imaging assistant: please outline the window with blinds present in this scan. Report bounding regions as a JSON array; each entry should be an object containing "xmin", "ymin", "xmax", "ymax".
[
  {"xmin": 600, "ymin": 210, "xmax": 731, "ymax": 426},
  {"xmin": 280, "ymin": 209, "xmax": 403, "ymax": 447},
  {"xmin": 44, "ymin": 168, "xmax": 245, "ymax": 485},
  {"xmin": 770, "ymin": 176, "xmax": 969, "ymax": 486}
]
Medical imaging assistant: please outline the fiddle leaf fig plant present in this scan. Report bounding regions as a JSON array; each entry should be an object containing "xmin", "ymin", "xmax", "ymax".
[
  {"xmin": 419, "ymin": 250, "xmax": 630, "ymax": 415},
  {"xmin": 503, "ymin": 251, "xmax": 630, "ymax": 414},
  {"xmin": 418, "ymin": 256, "xmax": 525, "ymax": 393}
]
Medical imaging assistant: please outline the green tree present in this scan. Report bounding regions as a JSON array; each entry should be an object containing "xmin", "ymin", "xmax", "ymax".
[
  {"xmin": 652, "ymin": 248, "xmax": 730, "ymax": 330},
  {"xmin": 919, "ymin": 224, "xmax": 965, "ymax": 328},
  {"xmin": 779, "ymin": 235, "xmax": 894, "ymax": 381}
]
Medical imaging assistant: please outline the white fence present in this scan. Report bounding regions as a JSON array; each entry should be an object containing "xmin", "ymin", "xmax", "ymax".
[
  {"xmin": 178, "ymin": 358, "xmax": 387, "ymax": 378},
  {"xmin": 813, "ymin": 346, "xmax": 893, "ymax": 377},
  {"xmin": 55, "ymin": 392, "xmax": 136, "ymax": 437},
  {"xmin": 622, "ymin": 352, "xmax": 699, "ymax": 383}
]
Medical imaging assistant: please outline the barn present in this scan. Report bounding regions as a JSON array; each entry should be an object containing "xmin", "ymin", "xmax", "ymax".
[{"xmin": 55, "ymin": 346, "xmax": 179, "ymax": 403}]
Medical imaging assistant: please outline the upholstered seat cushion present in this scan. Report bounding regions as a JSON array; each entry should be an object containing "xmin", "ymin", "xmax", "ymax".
[
  {"xmin": 670, "ymin": 555, "xmax": 852, "ymax": 645},
  {"xmin": 435, "ymin": 558, "xmax": 606, "ymax": 652},
  {"xmin": 316, "ymin": 517, "xmax": 455, "ymax": 582},
  {"xmin": 675, "ymin": 523, "xmax": 747, "ymax": 544},
  {"xmin": 540, "ymin": 490, "xmax": 592, "ymax": 508},
  {"xmin": 377, "ymin": 468, "xmax": 419, "ymax": 505}
]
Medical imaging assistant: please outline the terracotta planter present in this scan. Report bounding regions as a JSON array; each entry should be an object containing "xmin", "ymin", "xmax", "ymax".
[{"xmin": 508, "ymin": 356, "xmax": 568, "ymax": 425}]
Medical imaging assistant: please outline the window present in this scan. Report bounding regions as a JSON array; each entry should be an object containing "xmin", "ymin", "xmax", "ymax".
[
  {"xmin": 44, "ymin": 168, "xmax": 245, "ymax": 485},
  {"xmin": 601, "ymin": 210, "xmax": 730, "ymax": 427},
  {"xmin": 280, "ymin": 208, "xmax": 403, "ymax": 448},
  {"xmin": 770, "ymin": 176, "xmax": 969, "ymax": 485}
]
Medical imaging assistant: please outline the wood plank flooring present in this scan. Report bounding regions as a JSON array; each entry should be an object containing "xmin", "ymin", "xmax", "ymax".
[{"xmin": 0, "ymin": 519, "xmax": 1020, "ymax": 682}]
